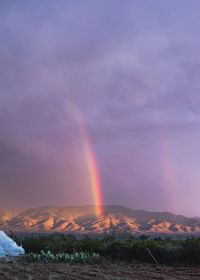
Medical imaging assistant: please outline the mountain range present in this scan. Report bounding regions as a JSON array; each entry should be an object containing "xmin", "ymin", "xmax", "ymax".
[{"xmin": 0, "ymin": 205, "xmax": 200, "ymax": 234}]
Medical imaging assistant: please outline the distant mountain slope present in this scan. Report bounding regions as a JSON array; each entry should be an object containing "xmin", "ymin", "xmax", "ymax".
[{"xmin": 0, "ymin": 205, "xmax": 200, "ymax": 234}]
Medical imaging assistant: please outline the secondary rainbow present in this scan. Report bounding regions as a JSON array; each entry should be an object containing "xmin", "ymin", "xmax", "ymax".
[
  {"xmin": 69, "ymin": 100, "xmax": 103, "ymax": 216},
  {"xmin": 158, "ymin": 128, "xmax": 177, "ymax": 214}
]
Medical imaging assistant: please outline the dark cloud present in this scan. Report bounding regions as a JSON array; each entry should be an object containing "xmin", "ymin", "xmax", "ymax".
[{"xmin": 1, "ymin": 0, "xmax": 200, "ymax": 215}]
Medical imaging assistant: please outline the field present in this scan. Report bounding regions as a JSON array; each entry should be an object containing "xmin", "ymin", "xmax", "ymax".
[
  {"xmin": 1, "ymin": 259, "xmax": 200, "ymax": 280},
  {"xmin": 2, "ymin": 233, "xmax": 200, "ymax": 279}
]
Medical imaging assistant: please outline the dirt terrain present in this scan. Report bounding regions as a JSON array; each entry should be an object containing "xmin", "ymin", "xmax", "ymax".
[{"xmin": 0, "ymin": 259, "xmax": 200, "ymax": 280}]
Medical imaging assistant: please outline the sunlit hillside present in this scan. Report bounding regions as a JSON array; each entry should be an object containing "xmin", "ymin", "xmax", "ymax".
[{"xmin": 1, "ymin": 205, "xmax": 200, "ymax": 234}]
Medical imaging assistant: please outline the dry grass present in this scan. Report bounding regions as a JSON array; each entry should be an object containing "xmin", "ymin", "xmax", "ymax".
[{"xmin": 0, "ymin": 258, "xmax": 200, "ymax": 279}]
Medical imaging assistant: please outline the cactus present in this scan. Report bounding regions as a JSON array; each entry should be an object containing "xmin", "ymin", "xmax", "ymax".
[{"xmin": 26, "ymin": 251, "xmax": 100, "ymax": 263}]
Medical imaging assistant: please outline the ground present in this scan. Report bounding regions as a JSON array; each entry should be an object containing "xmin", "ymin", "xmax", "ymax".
[{"xmin": 0, "ymin": 259, "xmax": 200, "ymax": 280}]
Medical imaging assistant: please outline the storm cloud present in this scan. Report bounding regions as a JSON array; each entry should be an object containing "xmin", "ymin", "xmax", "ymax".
[{"xmin": 1, "ymin": 0, "xmax": 200, "ymax": 216}]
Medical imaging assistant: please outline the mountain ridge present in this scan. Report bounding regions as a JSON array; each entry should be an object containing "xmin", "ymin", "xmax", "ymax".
[{"xmin": 0, "ymin": 205, "xmax": 200, "ymax": 234}]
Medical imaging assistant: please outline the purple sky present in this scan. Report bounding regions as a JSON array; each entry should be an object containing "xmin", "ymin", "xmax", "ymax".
[{"xmin": 1, "ymin": 0, "xmax": 200, "ymax": 216}]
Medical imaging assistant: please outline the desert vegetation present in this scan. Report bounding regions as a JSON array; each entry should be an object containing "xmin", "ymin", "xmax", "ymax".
[
  {"xmin": 11, "ymin": 233, "xmax": 200, "ymax": 266},
  {"xmin": 2, "ymin": 233, "xmax": 200, "ymax": 279},
  {"xmin": 26, "ymin": 250, "xmax": 100, "ymax": 264}
]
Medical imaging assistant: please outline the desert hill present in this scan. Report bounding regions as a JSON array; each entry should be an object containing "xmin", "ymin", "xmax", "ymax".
[{"xmin": 0, "ymin": 205, "xmax": 200, "ymax": 234}]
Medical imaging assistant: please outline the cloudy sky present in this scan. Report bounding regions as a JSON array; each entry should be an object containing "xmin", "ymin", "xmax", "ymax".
[{"xmin": 1, "ymin": 0, "xmax": 200, "ymax": 216}]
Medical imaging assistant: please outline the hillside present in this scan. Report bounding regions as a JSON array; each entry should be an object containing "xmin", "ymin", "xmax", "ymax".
[{"xmin": 0, "ymin": 205, "xmax": 200, "ymax": 234}]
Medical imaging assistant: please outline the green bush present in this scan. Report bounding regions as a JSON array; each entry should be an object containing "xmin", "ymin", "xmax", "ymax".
[{"xmin": 13, "ymin": 233, "xmax": 200, "ymax": 265}]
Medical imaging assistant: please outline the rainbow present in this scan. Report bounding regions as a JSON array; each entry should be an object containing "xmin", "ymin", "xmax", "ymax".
[
  {"xmin": 158, "ymin": 128, "xmax": 177, "ymax": 214},
  {"xmin": 69, "ymin": 101, "xmax": 103, "ymax": 216}
]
